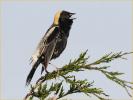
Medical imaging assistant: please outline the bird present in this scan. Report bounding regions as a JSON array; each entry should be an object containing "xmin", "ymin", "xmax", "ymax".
[{"xmin": 26, "ymin": 10, "xmax": 75, "ymax": 85}]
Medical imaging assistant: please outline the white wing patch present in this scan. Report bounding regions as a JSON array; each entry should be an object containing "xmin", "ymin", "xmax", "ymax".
[
  {"xmin": 45, "ymin": 27, "xmax": 56, "ymax": 39},
  {"xmin": 30, "ymin": 26, "xmax": 59, "ymax": 66},
  {"xmin": 30, "ymin": 49, "xmax": 40, "ymax": 66}
]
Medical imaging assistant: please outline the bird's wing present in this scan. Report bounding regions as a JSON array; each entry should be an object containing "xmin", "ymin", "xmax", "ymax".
[
  {"xmin": 43, "ymin": 37, "xmax": 57, "ymax": 68},
  {"xmin": 26, "ymin": 26, "xmax": 60, "ymax": 85},
  {"xmin": 30, "ymin": 25, "xmax": 59, "ymax": 65},
  {"xmin": 39, "ymin": 26, "xmax": 60, "ymax": 56},
  {"xmin": 41, "ymin": 26, "xmax": 60, "ymax": 67}
]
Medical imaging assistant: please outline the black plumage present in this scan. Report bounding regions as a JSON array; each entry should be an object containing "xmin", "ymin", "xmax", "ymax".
[{"xmin": 26, "ymin": 10, "xmax": 75, "ymax": 85}]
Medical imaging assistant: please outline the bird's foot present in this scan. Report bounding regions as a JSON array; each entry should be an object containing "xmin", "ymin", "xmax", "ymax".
[
  {"xmin": 45, "ymin": 69, "xmax": 49, "ymax": 74},
  {"xmin": 36, "ymin": 76, "xmax": 44, "ymax": 84}
]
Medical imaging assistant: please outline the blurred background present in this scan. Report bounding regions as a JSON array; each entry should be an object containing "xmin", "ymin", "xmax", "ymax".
[{"xmin": 1, "ymin": 0, "xmax": 132, "ymax": 100}]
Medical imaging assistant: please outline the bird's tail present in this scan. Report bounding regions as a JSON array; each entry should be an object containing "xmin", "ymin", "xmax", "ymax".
[{"xmin": 26, "ymin": 60, "xmax": 41, "ymax": 86}]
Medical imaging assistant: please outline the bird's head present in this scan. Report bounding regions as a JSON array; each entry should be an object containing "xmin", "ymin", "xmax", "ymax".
[{"xmin": 53, "ymin": 10, "xmax": 76, "ymax": 26}]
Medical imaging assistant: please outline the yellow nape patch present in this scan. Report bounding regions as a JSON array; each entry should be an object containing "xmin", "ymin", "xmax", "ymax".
[{"xmin": 54, "ymin": 11, "xmax": 62, "ymax": 25}]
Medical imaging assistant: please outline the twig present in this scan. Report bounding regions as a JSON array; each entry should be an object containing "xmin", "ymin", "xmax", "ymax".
[{"xmin": 24, "ymin": 51, "xmax": 133, "ymax": 100}]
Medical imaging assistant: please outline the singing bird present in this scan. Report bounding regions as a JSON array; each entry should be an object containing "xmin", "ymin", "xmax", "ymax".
[{"xmin": 26, "ymin": 10, "xmax": 75, "ymax": 85}]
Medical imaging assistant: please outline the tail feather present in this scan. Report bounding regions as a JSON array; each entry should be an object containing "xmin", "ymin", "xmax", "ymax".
[{"xmin": 26, "ymin": 60, "xmax": 41, "ymax": 86}]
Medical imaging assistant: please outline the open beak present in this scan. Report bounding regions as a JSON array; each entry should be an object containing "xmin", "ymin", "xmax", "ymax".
[
  {"xmin": 69, "ymin": 12, "xmax": 76, "ymax": 20},
  {"xmin": 69, "ymin": 12, "xmax": 76, "ymax": 15}
]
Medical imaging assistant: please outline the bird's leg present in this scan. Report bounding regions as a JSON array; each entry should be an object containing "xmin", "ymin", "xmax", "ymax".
[
  {"xmin": 45, "ymin": 67, "xmax": 49, "ymax": 74},
  {"xmin": 37, "ymin": 67, "xmax": 49, "ymax": 84},
  {"xmin": 41, "ymin": 65, "xmax": 49, "ymax": 74}
]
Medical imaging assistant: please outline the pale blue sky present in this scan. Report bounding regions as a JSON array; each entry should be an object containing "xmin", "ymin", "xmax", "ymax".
[{"xmin": 1, "ymin": 1, "xmax": 132, "ymax": 100}]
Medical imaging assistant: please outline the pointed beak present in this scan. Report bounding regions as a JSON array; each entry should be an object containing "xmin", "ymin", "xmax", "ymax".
[
  {"xmin": 69, "ymin": 12, "xmax": 76, "ymax": 16},
  {"xmin": 70, "ymin": 17, "xmax": 76, "ymax": 20},
  {"xmin": 69, "ymin": 12, "xmax": 76, "ymax": 20}
]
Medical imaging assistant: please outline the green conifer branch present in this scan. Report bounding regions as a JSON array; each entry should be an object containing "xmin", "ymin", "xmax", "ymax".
[{"xmin": 24, "ymin": 51, "xmax": 133, "ymax": 100}]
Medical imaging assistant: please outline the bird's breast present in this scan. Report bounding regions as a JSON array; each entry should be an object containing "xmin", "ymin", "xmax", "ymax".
[{"xmin": 51, "ymin": 36, "xmax": 68, "ymax": 59}]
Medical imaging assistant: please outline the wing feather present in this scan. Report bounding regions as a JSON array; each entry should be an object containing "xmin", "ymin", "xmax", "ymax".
[
  {"xmin": 30, "ymin": 26, "xmax": 59, "ymax": 66},
  {"xmin": 26, "ymin": 24, "xmax": 60, "ymax": 85}
]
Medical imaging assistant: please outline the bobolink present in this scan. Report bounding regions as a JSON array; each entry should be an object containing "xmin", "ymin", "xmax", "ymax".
[{"xmin": 26, "ymin": 10, "xmax": 75, "ymax": 85}]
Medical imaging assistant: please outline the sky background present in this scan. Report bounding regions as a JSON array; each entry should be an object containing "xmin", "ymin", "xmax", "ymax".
[{"xmin": 1, "ymin": 0, "xmax": 132, "ymax": 100}]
